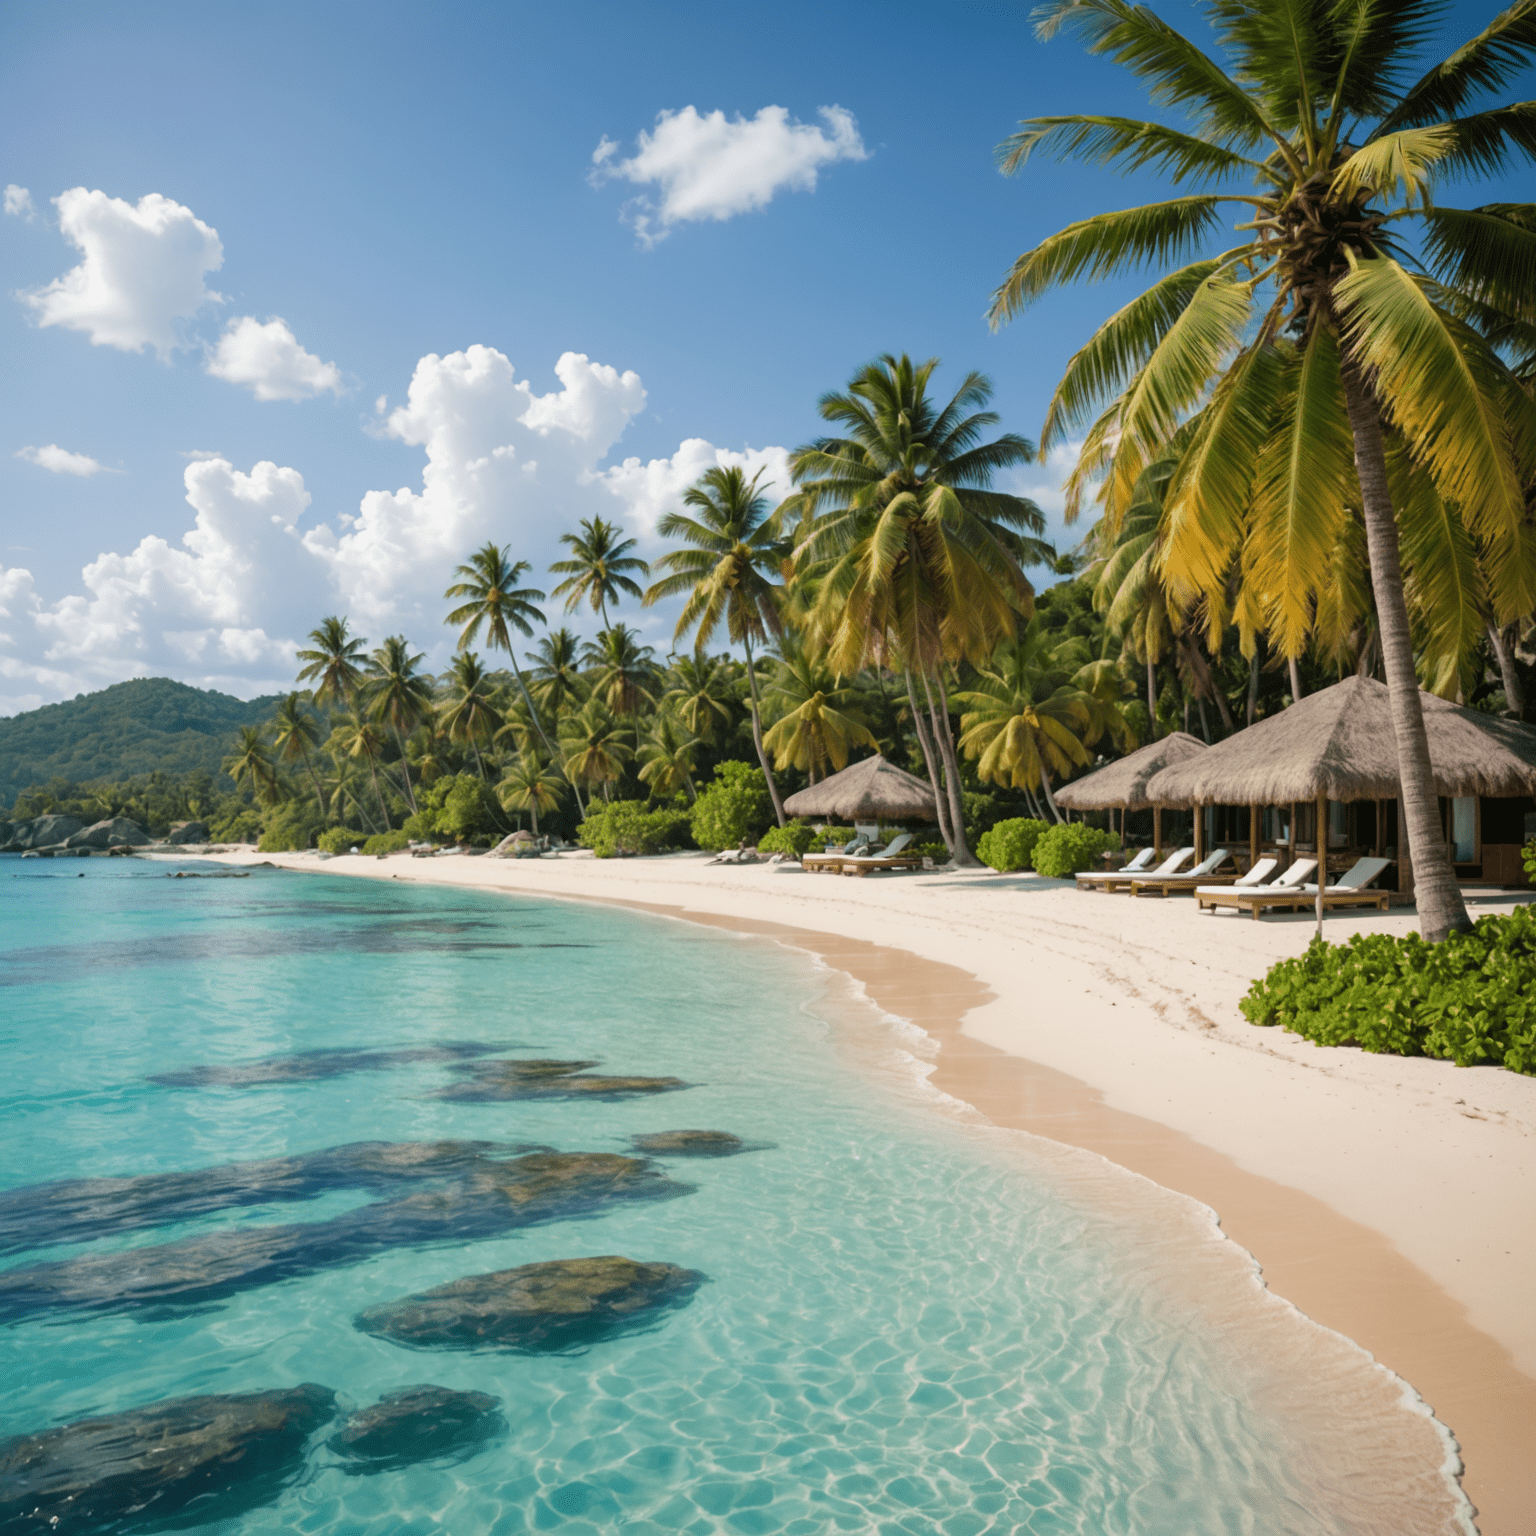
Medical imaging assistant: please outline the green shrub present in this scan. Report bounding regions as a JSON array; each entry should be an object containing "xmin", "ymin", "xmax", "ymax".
[
  {"xmin": 578, "ymin": 800, "xmax": 692, "ymax": 858},
  {"xmin": 911, "ymin": 840, "xmax": 949, "ymax": 864},
  {"xmin": 317, "ymin": 826, "xmax": 365, "ymax": 853},
  {"xmin": 690, "ymin": 761, "xmax": 773, "ymax": 851},
  {"xmin": 435, "ymin": 774, "xmax": 503, "ymax": 844},
  {"xmin": 1240, "ymin": 908, "xmax": 1536, "ymax": 1075},
  {"xmin": 976, "ymin": 818, "xmax": 1050, "ymax": 873},
  {"xmin": 1524, "ymin": 839, "xmax": 1536, "ymax": 881},
  {"xmin": 362, "ymin": 829, "xmax": 412, "ymax": 856},
  {"xmin": 758, "ymin": 820, "xmax": 816, "ymax": 858},
  {"xmin": 208, "ymin": 807, "xmax": 264, "ymax": 844},
  {"xmin": 255, "ymin": 800, "xmax": 327, "ymax": 853},
  {"xmin": 1031, "ymin": 822, "xmax": 1120, "ymax": 878}
]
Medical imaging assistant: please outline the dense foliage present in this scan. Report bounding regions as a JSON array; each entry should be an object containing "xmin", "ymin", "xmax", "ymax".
[
  {"xmin": 689, "ymin": 762, "xmax": 773, "ymax": 852},
  {"xmin": 1032, "ymin": 824, "xmax": 1120, "ymax": 879},
  {"xmin": 976, "ymin": 818, "xmax": 1050, "ymax": 873},
  {"xmin": 577, "ymin": 801, "xmax": 691, "ymax": 859},
  {"xmin": 1240, "ymin": 912, "xmax": 1536, "ymax": 1075},
  {"xmin": 758, "ymin": 821, "xmax": 816, "ymax": 858}
]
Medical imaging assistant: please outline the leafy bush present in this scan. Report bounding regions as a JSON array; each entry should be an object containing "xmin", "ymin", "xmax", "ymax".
[
  {"xmin": 690, "ymin": 761, "xmax": 773, "ymax": 851},
  {"xmin": 317, "ymin": 826, "xmax": 365, "ymax": 853},
  {"xmin": 758, "ymin": 820, "xmax": 816, "ymax": 858},
  {"xmin": 911, "ymin": 840, "xmax": 949, "ymax": 864},
  {"xmin": 362, "ymin": 829, "xmax": 412, "ymax": 856},
  {"xmin": 209, "ymin": 807, "xmax": 263, "ymax": 844},
  {"xmin": 435, "ymin": 774, "xmax": 503, "ymax": 844},
  {"xmin": 1524, "ymin": 839, "xmax": 1536, "ymax": 881},
  {"xmin": 256, "ymin": 800, "xmax": 326, "ymax": 852},
  {"xmin": 1031, "ymin": 823, "xmax": 1120, "ymax": 878},
  {"xmin": 578, "ymin": 800, "xmax": 692, "ymax": 858},
  {"xmin": 976, "ymin": 818, "xmax": 1050, "ymax": 873},
  {"xmin": 1240, "ymin": 909, "xmax": 1536, "ymax": 1074}
]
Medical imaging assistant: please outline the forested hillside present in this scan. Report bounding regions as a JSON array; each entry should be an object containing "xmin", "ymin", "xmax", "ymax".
[{"xmin": 0, "ymin": 679, "xmax": 281, "ymax": 805}]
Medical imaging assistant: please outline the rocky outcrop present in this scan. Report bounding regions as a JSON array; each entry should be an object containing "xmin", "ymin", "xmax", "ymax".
[
  {"xmin": 331, "ymin": 1386, "xmax": 503, "ymax": 1472},
  {"xmin": 0, "ymin": 1383, "xmax": 334, "ymax": 1532},
  {"xmin": 434, "ymin": 1058, "xmax": 687, "ymax": 1103},
  {"xmin": 150, "ymin": 1040, "xmax": 511, "ymax": 1089},
  {"xmin": 2, "ymin": 814, "xmax": 84, "ymax": 851},
  {"xmin": 166, "ymin": 820, "xmax": 209, "ymax": 844},
  {"xmin": 630, "ymin": 1130, "xmax": 748, "ymax": 1157},
  {"xmin": 354, "ymin": 1256, "xmax": 703, "ymax": 1352},
  {"xmin": 0, "ymin": 1152, "xmax": 685, "ymax": 1322},
  {"xmin": 65, "ymin": 817, "xmax": 152, "ymax": 850}
]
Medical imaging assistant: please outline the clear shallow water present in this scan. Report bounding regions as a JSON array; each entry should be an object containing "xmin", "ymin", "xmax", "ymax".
[{"xmin": 0, "ymin": 858, "xmax": 1463, "ymax": 1534}]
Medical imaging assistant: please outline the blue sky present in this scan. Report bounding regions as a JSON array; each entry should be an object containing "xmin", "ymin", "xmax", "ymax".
[{"xmin": 1, "ymin": 0, "xmax": 1526, "ymax": 713}]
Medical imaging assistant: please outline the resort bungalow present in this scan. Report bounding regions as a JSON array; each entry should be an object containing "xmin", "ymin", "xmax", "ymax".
[
  {"xmin": 1054, "ymin": 731, "xmax": 1207, "ymax": 858},
  {"xmin": 1140, "ymin": 677, "xmax": 1536, "ymax": 895}
]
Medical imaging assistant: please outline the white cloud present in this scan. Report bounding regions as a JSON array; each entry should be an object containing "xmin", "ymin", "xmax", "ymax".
[
  {"xmin": 1007, "ymin": 440, "xmax": 1087, "ymax": 574},
  {"xmin": 15, "ymin": 444, "xmax": 111, "ymax": 477},
  {"xmin": 21, "ymin": 188, "xmax": 223, "ymax": 354},
  {"xmin": 4, "ymin": 185, "xmax": 34, "ymax": 219},
  {"xmin": 0, "ymin": 344, "xmax": 789, "ymax": 711},
  {"xmin": 206, "ymin": 315, "xmax": 344, "ymax": 401},
  {"xmin": 592, "ymin": 105, "xmax": 867, "ymax": 245}
]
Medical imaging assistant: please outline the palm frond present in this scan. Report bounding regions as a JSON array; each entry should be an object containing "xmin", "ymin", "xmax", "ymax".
[
  {"xmin": 1419, "ymin": 203, "xmax": 1536, "ymax": 319},
  {"xmin": 997, "ymin": 115, "xmax": 1271, "ymax": 182},
  {"xmin": 1376, "ymin": 0, "xmax": 1536, "ymax": 132},
  {"xmin": 1435, "ymin": 101, "xmax": 1536, "ymax": 178},
  {"xmin": 1331, "ymin": 124, "xmax": 1458, "ymax": 205}
]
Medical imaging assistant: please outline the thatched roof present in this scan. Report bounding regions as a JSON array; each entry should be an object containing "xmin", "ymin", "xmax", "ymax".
[
  {"xmin": 783, "ymin": 754, "xmax": 937, "ymax": 821},
  {"xmin": 1054, "ymin": 732, "xmax": 1208, "ymax": 811},
  {"xmin": 1143, "ymin": 676, "xmax": 1536, "ymax": 807}
]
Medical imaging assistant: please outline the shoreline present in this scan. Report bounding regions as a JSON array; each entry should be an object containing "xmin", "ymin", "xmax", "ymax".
[{"xmin": 190, "ymin": 848, "xmax": 1534, "ymax": 1532}]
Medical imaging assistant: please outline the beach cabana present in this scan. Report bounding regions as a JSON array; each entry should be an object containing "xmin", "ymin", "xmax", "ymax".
[
  {"xmin": 783, "ymin": 754, "xmax": 938, "ymax": 827},
  {"xmin": 1143, "ymin": 676, "xmax": 1536, "ymax": 901},
  {"xmin": 1054, "ymin": 731, "xmax": 1207, "ymax": 857}
]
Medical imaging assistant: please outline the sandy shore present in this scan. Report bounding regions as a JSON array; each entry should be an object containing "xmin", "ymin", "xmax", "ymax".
[{"xmin": 194, "ymin": 847, "xmax": 1534, "ymax": 1532}]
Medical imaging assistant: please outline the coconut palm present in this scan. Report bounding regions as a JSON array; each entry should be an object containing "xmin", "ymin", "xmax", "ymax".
[
  {"xmin": 550, "ymin": 516, "xmax": 649, "ymax": 628},
  {"xmin": 269, "ymin": 693, "xmax": 326, "ymax": 811},
  {"xmin": 580, "ymin": 624, "xmax": 659, "ymax": 721},
  {"xmin": 295, "ymin": 616, "xmax": 367, "ymax": 711},
  {"xmin": 526, "ymin": 626, "xmax": 588, "ymax": 720},
  {"xmin": 662, "ymin": 652, "xmax": 739, "ymax": 749},
  {"xmin": 644, "ymin": 465, "xmax": 795, "ymax": 825},
  {"xmin": 360, "ymin": 636, "xmax": 434, "ymax": 814},
  {"xmin": 329, "ymin": 710, "xmax": 394, "ymax": 829},
  {"xmin": 637, "ymin": 712, "xmax": 700, "ymax": 803},
  {"xmin": 496, "ymin": 754, "xmax": 566, "ymax": 836},
  {"xmin": 560, "ymin": 696, "xmax": 633, "ymax": 802},
  {"xmin": 787, "ymin": 355, "xmax": 1045, "ymax": 862},
  {"xmin": 762, "ymin": 644, "xmax": 878, "ymax": 782},
  {"xmin": 439, "ymin": 650, "xmax": 502, "ymax": 778},
  {"xmin": 223, "ymin": 726, "xmax": 280, "ymax": 808},
  {"xmin": 989, "ymin": 0, "xmax": 1536, "ymax": 937},
  {"xmin": 445, "ymin": 543, "xmax": 560, "ymax": 762},
  {"xmin": 321, "ymin": 757, "xmax": 380, "ymax": 835}
]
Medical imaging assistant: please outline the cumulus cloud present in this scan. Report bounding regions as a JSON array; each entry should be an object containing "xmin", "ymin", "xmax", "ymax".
[
  {"xmin": 15, "ymin": 444, "xmax": 111, "ymax": 477},
  {"xmin": 1006, "ymin": 440, "xmax": 1087, "ymax": 573},
  {"xmin": 1, "ymin": 344, "xmax": 789, "ymax": 711},
  {"xmin": 4, "ymin": 185, "xmax": 34, "ymax": 219},
  {"xmin": 206, "ymin": 315, "xmax": 344, "ymax": 401},
  {"xmin": 21, "ymin": 188, "xmax": 223, "ymax": 354},
  {"xmin": 592, "ymin": 104, "xmax": 867, "ymax": 245}
]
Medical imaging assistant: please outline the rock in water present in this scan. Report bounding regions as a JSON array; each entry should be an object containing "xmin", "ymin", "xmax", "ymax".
[
  {"xmin": 630, "ymin": 1130, "xmax": 747, "ymax": 1157},
  {"xmin": 331, "ymin": 1386, "xmax": 503, "ymax": 1472},
  {"xmin": 0, "ymin": 1383, "xmax": 334, "ymax": 1532},
  {"xmin": 64, "ymin": 818, "xmax": 151, "ymax": 851},
  {"xmin": 434, "ymin": 1058, "xmax": 686, "ymax": 1103},
  {"xmin": 354, "ymin": 1256, "xmax": 703, "ymax": 1352}
]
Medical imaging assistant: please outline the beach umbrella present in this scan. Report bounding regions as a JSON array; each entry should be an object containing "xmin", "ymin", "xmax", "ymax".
[
  {"xmin": 782, "ymin": 754, "xmax": 937, "ymax": 823},
  {"xmin": 1054, "ymin": 731, "xmax": 1207, "ymax": 855}
]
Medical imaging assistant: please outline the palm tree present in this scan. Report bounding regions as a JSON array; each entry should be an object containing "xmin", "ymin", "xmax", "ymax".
[
  {"xmin": 988, "ymin": 0, "xmax": 1536, "ymax": 938},
  {"xmin": 762, "ymin": 644, "xmax": 878, "ymax": 783},
  {"xmin": 787, "ymin": 355, "xmax": 1044, "ymax": 862},
  {"xmin": 662, "ymin": 652, "xmax": 738, "ymax": 748},
  {"xmin": 644, "ymin": 465, "xmax": 793, "ymax": 825},
  {"xmin": 321, "ymin": 756, "xmax": 379, "ymax": 835},
  {"xmin": 526, "ymin": 626, "xmax": 588, "ymax": 720},
  {"xmin": 445, "ymin": 543, "xmax": 560, "ymax": 762},
  {"xmin": 269, "ymin": 693, "xmax": 326, "ymax": 811},
  {"xmin": 580, "ymin": 624, "xmax": 659, "ymax": 721},
  {"xmin": 496, "ymin": 754, "xmax": 565, "ymax": 836},
  {"xmin": 550, "ymin": 516, "xmax": 649, "ymax": 628},
  {"xmin": 637, "ymin": 713, "xmax": 700, "ymax": 803},
  {"xmin": 439, "ymin": 650, "xmax": 502, "ymax": 778},
  {"xmin": 295, "ymin": 617, "xmax": 368, "ymax": 712},
  {"xmin": 329, "ymin": 710, "xmax": 394, "ymax": 829},
  {"xmin": 223, "ymin": 726, "xmax": 280, "ymax": 808},
  {"xmin": 360, "ymin": 636, "xmax": 434, "ymax": 814},
  {"xmin": 560, "ymin": 696, "xmax": 633, "ymax": 802}
]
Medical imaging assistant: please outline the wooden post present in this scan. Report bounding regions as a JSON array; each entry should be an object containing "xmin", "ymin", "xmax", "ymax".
[
  {"xmin": 1315, "ymin": 791, "xmax": 1327, "ymax": 937},
  {"xmin": 1194, "ymin": 803, "xmax": 1204, "ymax": 864},
  {"xmin": 1373, "ymin": 799, "xmax": 1382, "ymax": 858},
  {"xmin": 1249, "ymin": 803, "xmax": 1259, "ymax": 871},
  {"xmin": 1154, "ymin": 805, "xmax": 1163, "ymax": 860},
  {"xmin": 1288, "ymin": 803, "xmax": 1297, "ymax": 870}
]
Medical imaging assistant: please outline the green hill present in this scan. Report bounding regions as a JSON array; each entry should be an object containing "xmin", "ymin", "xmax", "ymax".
[{"xmin": 0, "ymin": 678, "xmax": 283, "ymax": 806}]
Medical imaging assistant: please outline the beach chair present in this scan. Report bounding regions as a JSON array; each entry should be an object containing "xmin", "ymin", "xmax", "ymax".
[
  {"xmin": 1300, "ymin": 856, "xmax": 1393, "ymax": 912},
  {"xmin": 1130, "ymin": 848, "xmax": 1237, "ymax": 897},
  {"xmin": 840, "ymin": 833, "xmax": 923, "ymax": 877},
  {"xmin": 1075, "ymin": 847, "xmax": 1156, "ymax": 890},
  {"xmin": 1196, "ymin": 858, "xmax": 1318, "ymax": 918},
  {"xmin": 803, "ymin": 834, "xmax": 869, "ymax": 875},
  {"xmin": 1089, "ymin": 847, "xmax": 1195, "ymax": 893}
]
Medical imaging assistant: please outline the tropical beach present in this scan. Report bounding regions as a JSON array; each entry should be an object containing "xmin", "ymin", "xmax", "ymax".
[{"xmin": 5, "ymin": 1, "xmax": 1536, "ymax": 1533}]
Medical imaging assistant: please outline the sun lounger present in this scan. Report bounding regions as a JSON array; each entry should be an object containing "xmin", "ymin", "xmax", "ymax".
[
  {"xmin": 1075, "ymin": 847, "xmax": 1156, "ymax": 889},
  {"xmin": 803, "ymin": 834, "xmax": 872, "ymax": 875},
  {"xmin": 1086, "ymin": 847, "xmax": 1195, "ymax": 892},
  {"xmin": 1196, "ymin": 858, "xmax": 1320, "ymax": 918},
  {"xmin": 1299, "ymin": 856, "xmax": 1393, "ymax": 911},
  {"xmin": 839, "ymin": 833, "xmax": 924, "ymax": 877},
  {"xmin": 1130, "ymin": 848, "xmax": 1237, "ymax": 897}
]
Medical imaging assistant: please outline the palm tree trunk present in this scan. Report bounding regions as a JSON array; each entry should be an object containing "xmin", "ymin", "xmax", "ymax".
[
  {"xmin": 742, "ymin": 634, "xmax": 786, "ymax": 827},
  {"xmin": 366, "ymin": 754, "xmax": 391, "ymax": 830},
  {"xmin": 905, "ymin": 670, "xmax": 955, "ymax": 850},
  {"xmin": 1288, "ymin": 656, "xmax": 1304, "ymax": 703},
  {"xmin": 392, "ymin": 725, "xmax": 419, "ymax": 814},
  {"xmin": 1145, "ymin": 656, "xmax": 1158, "ymax": 739},
  {"xmin": 299, "ymin": 745, "xmax": 326, "ymax": 814},
  {"xmin": 1488, "ymin": 622, "xmax": 1526, "ymax": 719},
  {"xmin": 1246, "ymin": 650, "xmax": 1259, "ymax": 727},
  {"xmin": 1196, "ymin": 694, "xmax": 1211, "ymax": 743},
  {"xmin": 1340, "ymin": 358, "xmax": 1472, "ymax": 940},
  {"xmin": 927, "ymin": 670, "xmax": 980, "ymax": 867},
  {"xmin": 1039, "ymin": 767, "xmax": 1065, "ymax": 824}
]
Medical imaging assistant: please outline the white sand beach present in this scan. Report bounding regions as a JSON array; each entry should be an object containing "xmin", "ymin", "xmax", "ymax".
[{"xmin": 200, "ymin": 848, "xmax": 1535, "ymax": 1531}]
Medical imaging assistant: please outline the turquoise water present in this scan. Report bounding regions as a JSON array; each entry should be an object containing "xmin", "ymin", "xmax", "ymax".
[{"xmin": 0, "ymin": 859, "xmax": 1459, "ymax": 1534}]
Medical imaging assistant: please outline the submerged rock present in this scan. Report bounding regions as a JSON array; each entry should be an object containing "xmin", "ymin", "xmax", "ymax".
[
  {"xmin": 0, "ymin": 1153, "xmax": 685, "ymax": 1323},
  {"xmin": 355, "ymin": 1256, "xmax": 703, "ymax": 1352},
  {"xmin": 0, "ymin": 1383, "xmax": 334, "ymax": 1533},
  {"xmin": 434, "ymin": 1058, "xmax": 687, "ymax": 1103},
  {"xmin": 64, "ymin": 818, "xmax": 151, "ymax": 850},
  {"xmin": 331, "ymin": 1386, "xmax": 503, "ymax": 1472},
  {"xmin": 629, "ymin": 1130, "xmax": 748, "ymax": 1157},
  {"xmin": 150, "ymin": 1041, "xmax": 512, "ymax": 1089}
]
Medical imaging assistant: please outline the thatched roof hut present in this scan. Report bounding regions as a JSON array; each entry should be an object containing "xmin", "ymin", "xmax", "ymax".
[
  {"xmin": 1054, "ymin": 732, "xmax": 1208, "ymax": 812},
  {"xmin": 782, "ymin": 754, "xmax": 937, "ymax": 821},
  {"xmin": 1144, "ymin": 676, "xmax": 1536, "ymax": 807}
]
